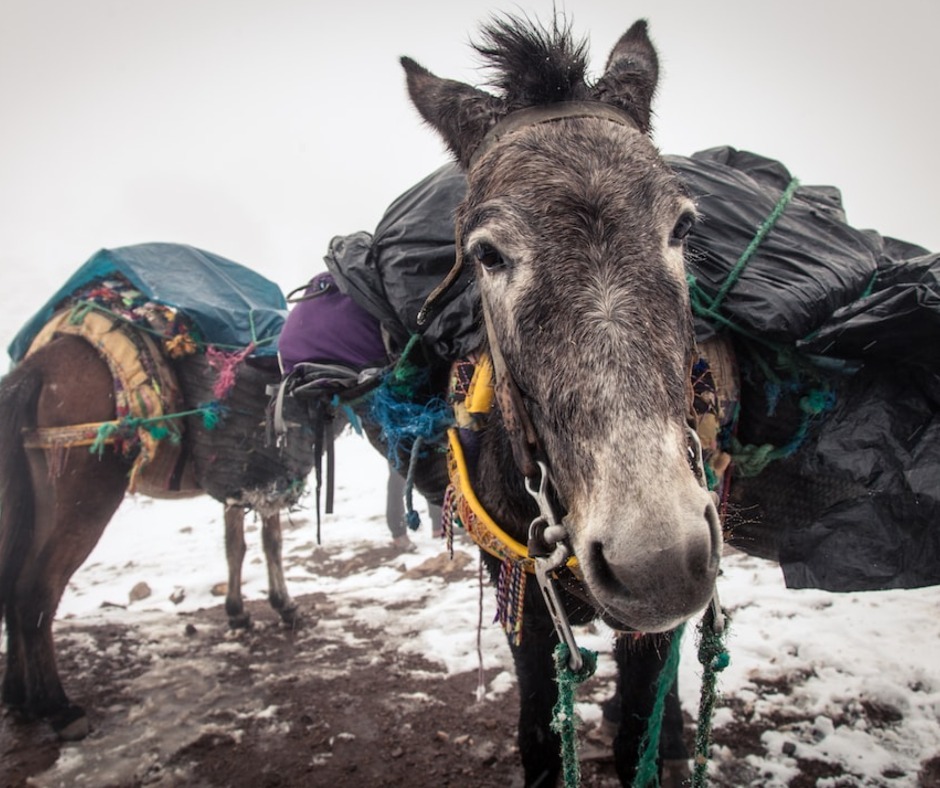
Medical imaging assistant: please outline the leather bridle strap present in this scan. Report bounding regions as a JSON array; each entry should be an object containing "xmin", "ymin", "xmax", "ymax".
[
  {"xmin": 468, "ymin": 100, "xmax": 639, "ymax": 169},
  {"xmin": 481, "ymin": 301, "xmax": 541, "ymax": 479}
]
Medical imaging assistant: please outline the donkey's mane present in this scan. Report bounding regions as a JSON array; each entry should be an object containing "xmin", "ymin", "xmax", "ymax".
[{"xmin": 473, "ymin": 15, "xmax": 591, "ymax": 107}]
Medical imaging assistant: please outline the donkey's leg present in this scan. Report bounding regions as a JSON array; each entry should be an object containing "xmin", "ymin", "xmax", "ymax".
[
  {"xmin": 2, "ymin": 616, "xmax": 28, "ymax": 712},
  {"xmin": 612, "ymin": 630, "xmax": 686, "ymax": 787},
  {"xmin": 223, "ymin": 504, "xmax": 251, "ymax": 629},
  {"xmin": 5, "ymin": 336, "xmax": 129, "ymax": 739},
  {"xmin": 261, "ymin": 511, "xmax": 298, "ymax": 626},
  {"xmin": 480, "ymin": 549, "xmax": 563, "ymax": 786},
  {"xmin": 507, "ymin": 573, "xmax": 563, "ymax": 787},
  {"xmin": 660, "ymin": 679, "xmax": 691, "ymax": 786},
  {"xmin": 16, "ymin": 446, "xmax": 127, "ymax": 739},
  {"xmin": 0, "ymin": 353, "xmax": 47, "ymax": 712}
]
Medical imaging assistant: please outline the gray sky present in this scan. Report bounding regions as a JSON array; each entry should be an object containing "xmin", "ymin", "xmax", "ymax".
[{"xmin": 2, "ymin": 0, "xmax": 937, "ymax": 346}]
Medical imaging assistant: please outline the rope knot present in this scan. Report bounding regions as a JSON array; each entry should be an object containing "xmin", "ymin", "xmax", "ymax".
[
  {"xmin": 551, "ymin": 643, "xmax": 598, "ymax": 787},
  {"xmin": 692, "ymin": 606, "xmax": 731, "ymax": 787},
  {"xmin": 800, "ymin": 387, "xmax": 835, "ymax": 416}
]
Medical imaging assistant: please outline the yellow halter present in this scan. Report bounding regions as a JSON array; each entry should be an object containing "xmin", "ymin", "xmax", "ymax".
[{"xmin": 445, "ymin": 353, "xmax": 579, "ymax": 574}]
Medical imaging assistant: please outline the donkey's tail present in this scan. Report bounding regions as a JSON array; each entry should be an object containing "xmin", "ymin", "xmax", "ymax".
[{"xmin": 0, "ymin": 361, "xmax": 43, "ymax": 626}]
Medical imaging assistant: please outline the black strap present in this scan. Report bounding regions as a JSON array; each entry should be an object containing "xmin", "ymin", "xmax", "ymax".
[
  {"xmin": 310, "ymin": 398, "xmax": 336, "ymax": 546},
  {"xmin": 469, "ymin": 100, "xmax": 638, "ymax": 169}
]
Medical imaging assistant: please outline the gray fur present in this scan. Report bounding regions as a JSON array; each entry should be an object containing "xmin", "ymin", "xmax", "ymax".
[{"xmin": 406, "ymin": 14, "xmax": 719, "ymax": 634}]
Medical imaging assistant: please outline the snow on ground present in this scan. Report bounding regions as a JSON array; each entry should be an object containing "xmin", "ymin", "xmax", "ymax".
[{"xmin": 21, "ymin": 433, "xmax": 940, "ymax": 785}]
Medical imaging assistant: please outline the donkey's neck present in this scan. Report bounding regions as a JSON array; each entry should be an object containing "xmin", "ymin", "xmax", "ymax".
[{"xmin": 472, "ymin": 413, "xmax": 539, "ymax": 542}]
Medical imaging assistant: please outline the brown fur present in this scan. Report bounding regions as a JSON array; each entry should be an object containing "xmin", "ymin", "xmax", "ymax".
[{"xmin": 0, "ymin": 335, "xmax": 304, "ymax": 739}]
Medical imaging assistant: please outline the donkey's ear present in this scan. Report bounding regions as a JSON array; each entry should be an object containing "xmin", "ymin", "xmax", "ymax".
[
  {"xmin": 593, "ymin": 20, "xmax": 659, "ymax": 134},
  {"xmin": 401, "ymin": 56, "xmax": 505, "ymax": 169}
]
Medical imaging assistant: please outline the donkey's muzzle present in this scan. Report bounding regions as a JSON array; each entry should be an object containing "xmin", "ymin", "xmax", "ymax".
[{"xmin": 576, "ymin": 497, "xmax": 721, "ymax": 633}]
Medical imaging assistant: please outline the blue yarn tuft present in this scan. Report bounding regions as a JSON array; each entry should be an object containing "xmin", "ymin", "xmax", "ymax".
[
  {"xmin": 365, "ymin": 340, "xmax": 454, "ymax": 530},
  {"xmin": 368, "ymin": 378, "xmax": 453, "ymax": 469}
]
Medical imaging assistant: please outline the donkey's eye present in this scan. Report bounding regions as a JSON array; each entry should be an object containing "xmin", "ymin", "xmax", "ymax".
[
  {"xmin": 472, "ymin": 243, "xmax": 506, "ymax": 271},
  {"xmin": 670, "ymin": 212, "xmax": 696, "ymax": 244}
]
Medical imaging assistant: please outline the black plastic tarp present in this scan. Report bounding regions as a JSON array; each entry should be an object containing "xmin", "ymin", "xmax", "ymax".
[
  {"xmin": 324, "ymin": 165, "xmax": 479, "ymax": 363},
  {"xmin": 319, "ymin": 148, "xmax": 940, "ymax": 593},
  {"xmin": 324, "ymin": 150, "xmax": 922, "ymax": 366},
  {"xmin": 668, "ymin": 147, "xmax": 886, "ymax": 342},
  {"xmin": 799, "ymin": 250, "xmax": 940, "ymax": 368}
]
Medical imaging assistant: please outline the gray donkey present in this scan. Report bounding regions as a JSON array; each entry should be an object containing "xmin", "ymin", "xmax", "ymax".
[{"xmin": 400, "ymin": 14, "xmax": 721, "ymax": 787}]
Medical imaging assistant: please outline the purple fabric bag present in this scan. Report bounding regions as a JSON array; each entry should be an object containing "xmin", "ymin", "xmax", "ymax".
[{"xmin": 278, "ymin": 272, "xmax": 387, "ymax": 374}]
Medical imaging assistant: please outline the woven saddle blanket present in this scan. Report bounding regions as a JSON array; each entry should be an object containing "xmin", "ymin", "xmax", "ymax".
[{"xmin": 25, "ymin": 306, "xmax": 188, "ymax": 495}]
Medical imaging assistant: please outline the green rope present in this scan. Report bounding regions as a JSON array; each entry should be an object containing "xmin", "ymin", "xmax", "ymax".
[
  {"xmin": 387, "ymin": 334, "xmax": 426, "ymax": 393},
  {"xmin": 729, "ymin": 384, "xmax": 835, "ymax": 477},
  {"xmin": 632, "ymin": 625, "xmax": 686, "ymax": 788},
  {"xmin": 68, "ymin": 301, "xmax": 97, "ymax": 325},
  {"xmin": 691, "ymin": 607, "xmax": 730, "ymax": 788},
  {"xmin": 88, "ymin": 402, "xmax": 224, "ymax": 456},
  {"xmin": 686, "ymin": 177, "xmax": 801, "ymax": 347},
  {"xmin": 89, "ymin": 422, "xmax": 121, "ymax": 455},
  {"xmin": 685, "ymin": 176, "xmax": 845, "ymax": 479},
  {"xmin": 551, "ymin": 643, "xmax": 598, "ymax": 788},
  {"xmin": 709, "ymin": 177, "xmax": 801, "ymax": 312},
  {"xmin": 859, "ymin": 270, "xmax": 879, "ymax": 300}
]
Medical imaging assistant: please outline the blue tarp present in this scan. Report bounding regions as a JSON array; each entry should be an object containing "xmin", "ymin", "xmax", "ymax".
[{"xmin": 8, "ymin": 243, "xmax": 287, "ymax": 360}]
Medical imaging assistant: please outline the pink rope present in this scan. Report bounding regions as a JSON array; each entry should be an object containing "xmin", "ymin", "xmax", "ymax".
[{"xmin": 205, "ymin": 344, "xmax": 254, "ymax": 400}]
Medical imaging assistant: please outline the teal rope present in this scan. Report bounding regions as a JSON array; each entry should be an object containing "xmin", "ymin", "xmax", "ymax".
[
  {"xmin": 692, "ymin": 607, "xmax": 730, "ymax": 787},
  {"xmin": 710, "ymin": 177, "xmax": 801, "ymax": 312},
  {"xmin": 686, "ymin": 177, "xmax": 801, "ymax": 342},
  {"xmin": 551, "ymin": 643, "xmax": 598, "ymax": 788},
  {"xmin": 368, "ymin": 334, "xmax": 453, "ymax": 470},
  {"xmin": 88, "ymin": 401, "xmax": 225, "ymax": 456},
  {"xmin": 631, "ymin": 626, "xmax": 686, "ymax": 788},
  {"xmin": 730, "ymin": 384, "xmax": 835, "ymax": 477}
]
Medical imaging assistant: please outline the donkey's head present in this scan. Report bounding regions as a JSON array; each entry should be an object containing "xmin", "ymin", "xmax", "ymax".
[{"xmin": 403, "ymin": 16, "xmax": 720, "ymax": 632}]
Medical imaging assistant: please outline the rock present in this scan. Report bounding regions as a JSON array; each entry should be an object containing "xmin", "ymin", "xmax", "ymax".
[
  {"xmin": 170, "ymin": 587, "xmax": 186, "ymax": 605},
  {"xmin": 400, "ymin": 550, "xmax": 473, "ymax": 580},
  {"xmin": 128, "ymin": 581, "xmax": 151, "ymax": 602},
  {"xmin": 471, "ymin": 739, "xmax": 497, "ymax": 764},
  {"xmin": 211, "ymin": 582, "xmax": 228, "ymax": 597}
]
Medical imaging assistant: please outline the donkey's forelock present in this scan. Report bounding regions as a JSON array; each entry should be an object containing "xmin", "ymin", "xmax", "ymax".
[
  {"xmin": 473, "ymin": 14, "xmax": 590, "ymax": 107},
  {"xmin": 401, "ymin": 14, "xmax": 660, "ymax": 168}
]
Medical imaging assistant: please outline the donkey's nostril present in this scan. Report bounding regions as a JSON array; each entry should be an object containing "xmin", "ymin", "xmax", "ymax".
[
  {"xmin": 704, "ymin": 502, "xmax": 722, "ymax": 568},
  {"xmin": 590, "ymin": 541, "xmax": 631, "ymax": 596}
]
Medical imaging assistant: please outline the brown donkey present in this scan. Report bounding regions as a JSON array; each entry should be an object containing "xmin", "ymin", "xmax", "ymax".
[{"xmin": 0, "ymin": 303, "xmax": 314, "ymax": 741}]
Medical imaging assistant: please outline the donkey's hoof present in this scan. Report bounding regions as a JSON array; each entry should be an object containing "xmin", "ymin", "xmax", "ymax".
[
  {"xmin": 52, "ymin": 704, "xmax": 90, "ymax": 741},
  {"xmin": 661, "ymin": 758, "xmax": 692, "ymax": 788},
  {"xmin": 278, "ymin": 605, "xmax": 300, "ymax": 628},
  {"xmin": 227, "ymin": 613, "xmax": 252, "ymax": 630}
]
